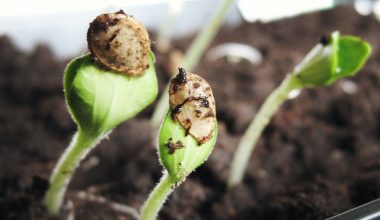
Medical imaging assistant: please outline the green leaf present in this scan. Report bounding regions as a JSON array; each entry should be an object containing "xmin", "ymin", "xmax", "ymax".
[
  {"xmin": 294, "ymin": 32, "xmax": 371, "ymax": 87},
  {"xmin": 158, "ymin": 112, "xmax": 217, "ymax": 183},
  {"xmin": 294, "ymin": 44, "xmax": 334, "ymax": 86},
  {"xmin": 328, "ymin": 35, "xmax": 372, "ymax": 83},
  {"xmin": 64, "ymin": 52, "xmax": 158, "ymax": 138}
]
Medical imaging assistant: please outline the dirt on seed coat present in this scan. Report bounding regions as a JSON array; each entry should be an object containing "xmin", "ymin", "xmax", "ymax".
[{"xmin": 169, "ymin": 68, "xmax": 216, "ymax": 144}]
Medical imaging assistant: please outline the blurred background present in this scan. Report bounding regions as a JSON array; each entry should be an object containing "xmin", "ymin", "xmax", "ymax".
[{"xmin": 1, "ymin": 0, "xmax": 379, "ymax": 58}]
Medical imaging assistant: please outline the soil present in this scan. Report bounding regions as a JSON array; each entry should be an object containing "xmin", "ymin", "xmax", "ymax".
[{"xmin": 1, "ymin": 6, "xmax": 380, "ymax": 220}]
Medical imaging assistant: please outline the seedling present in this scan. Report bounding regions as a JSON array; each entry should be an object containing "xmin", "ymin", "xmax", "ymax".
[
  {"xmin": 150, "ymin": 0, "xmax": 234, "ymax": 127},
  {"xmin": 139, "ymin": 68, "xmax": 217, "ymax": 220},
  {"xmin": 228, "ymin": 32, "xmax": 371, "ymax": 187},
  {"xmin": 44, "ymin": 11, "xmax": 158, "ymax": 215}
]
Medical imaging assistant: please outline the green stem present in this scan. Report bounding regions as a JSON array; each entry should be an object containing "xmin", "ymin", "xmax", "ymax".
[
  {"xmin": 139, "ymin": 172, "xmax": 175, "ymax": 220},
  {"xmin": 44, "ymin": 130, "xmax": 99, "ymax": 215},
  {"xmin": 181, "ymin": 0, "xmax": 234, "ymax": 71},
  {"xmin": 228, "ymin": 74, "xmax": 302, "ymax": 187},
  {"xmin": 150, "ymin": 0, "xmax": 235, "ymax": 127},
  {"xmin": 150, "ymin": 83, "xmax": 171, "ymax": 127}
]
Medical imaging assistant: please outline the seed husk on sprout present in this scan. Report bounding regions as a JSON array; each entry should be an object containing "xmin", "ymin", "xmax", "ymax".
[
  {"xmin": 169, "ymin": 68, "xmax": 216, "ymax": 144},
  {"xmin": 87, "ymin": 10, "xmax": 150, "ymax": 76}
]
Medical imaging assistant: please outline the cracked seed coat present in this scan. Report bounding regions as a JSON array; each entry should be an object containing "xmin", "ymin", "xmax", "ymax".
[{"xmin": 169, "ymin": 69, "xmax": 216, "ymax": 144}]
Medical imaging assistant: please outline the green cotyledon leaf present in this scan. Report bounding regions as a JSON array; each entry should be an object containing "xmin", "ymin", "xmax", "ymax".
[
  {"xmin": 294, "ymin": 32, "xmax": 371, "ymax": 87},
  {"xmin": 64, "ymin": 52, "xmax": 158, "ymax": 138},
  {"xmin": 328, "ymin": 35, "xmax": 372, "ymax": 83},
  {"xmin": 158, "ymin": 112, "xmax": 218, "ymax": 183}
]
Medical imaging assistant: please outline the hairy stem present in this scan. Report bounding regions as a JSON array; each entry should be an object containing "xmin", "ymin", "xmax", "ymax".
[
  {"xmin": 44, "ymin": 130, "xmax": 99, "ymax": 215},
  {"xmin": 150, "ymin": 0, "xmax": 235, "ymax": 127},
  {"xmin": 139, "ymin": 172, "xmax": 175, "ymax": 220},
  {"xmin": 228, "ymin": 74, "xmax": 302, "ymax": 187}
]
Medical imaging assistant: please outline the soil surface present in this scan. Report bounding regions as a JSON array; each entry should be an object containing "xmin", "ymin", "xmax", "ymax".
[{"xmin": 1, "ymin": 6, "xmax": 380, "ymax": 220}]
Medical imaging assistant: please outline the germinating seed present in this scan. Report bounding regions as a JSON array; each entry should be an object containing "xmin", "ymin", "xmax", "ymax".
[
  {"xmin": 87, "ymin": 10, "xmax": 150, "ymax": 76},
  {"xmin": 169, "ymin": 68, "xmax": 216, "ymax": 144}
]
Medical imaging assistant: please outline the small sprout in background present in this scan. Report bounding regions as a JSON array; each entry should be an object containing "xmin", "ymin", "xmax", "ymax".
[
  {"xmin": 228, "ymin": 31, "xmax": 371, "ymax": 187},
  {"xmin": 139, "ymin": 68, "xmax": 217, "ymax": 220},
  {"xmin": 206, "ymin": 42, "xmax": 263, "ymax": 65},
  {"xmin": 156, "ymin": 0, "xmax": 184, "ymax": 53},
  {"xmin": 44, "ymin": 11, "xmax": 158, "ymax": 215}
]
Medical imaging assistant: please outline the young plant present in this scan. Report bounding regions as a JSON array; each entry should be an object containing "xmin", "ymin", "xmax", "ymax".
[
  {"xmin": 140, "ymin": 68, "xmax": 217, "ymax": 220},
  {"xmin": 150, "ymin": 0, "xmax": 234, "ymax": 127},
  {"xmin": 44, "ymin": 11, "xmax": 158, "ymax": 215},
  {"xmin": 228, "ymin": 32, "xmax": 372, "ymax": 187}
]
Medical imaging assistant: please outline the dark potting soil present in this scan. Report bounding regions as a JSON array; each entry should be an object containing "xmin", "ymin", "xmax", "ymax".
[{"xmin": 1, "ymin": 6, "xmax": 380, "ymax": 220}]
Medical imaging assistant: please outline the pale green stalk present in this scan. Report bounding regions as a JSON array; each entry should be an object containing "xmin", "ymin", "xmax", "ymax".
[
  {"xmin": 139, "ymin": 172, "xmax": 175, "ymax": 220},
  {"xmin": 156, "ymin": 0, "xmax": 184, "ymax": 52},
  {"xmin": 44, "ymin": 131, "xmax": 101, "ymax": 215},
  {"xmin": 228, "ymin": 74, "xmax": 302, "ymax": 187},
  {"xmin": 150, "ymin": 0, "xmax": 235, "ymax": 126}
]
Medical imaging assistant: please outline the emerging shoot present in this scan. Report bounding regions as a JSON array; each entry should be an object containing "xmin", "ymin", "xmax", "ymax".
[
  {"xmin": 228, "ymin": 32, "xmax": 371, "ymax": 187},
  {"xmin": 44, "ymin": 11, "xmax": 158, "ymax": 215},
  {"xmin": 150, "ymin": 0, "xmax": 234, "ymax": 127},
  {"xmin": 139, "ymin": 68, "xmax": 217, "ymax": 220}
]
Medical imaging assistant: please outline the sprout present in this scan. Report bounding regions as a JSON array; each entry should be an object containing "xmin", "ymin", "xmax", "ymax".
[
  {"xmin": 228, "ymin": 32, "xmax": 371, "ymax": 187},
  {"xmin": 295, "ymin": 32, "xmax": 371, "ymax": 86},
  {"xmin": 139, "ymin": 69, "xmax": 217, "ymax": 220},
  {"xmin": 44, "ymin": 11, "xmax": 158, "ymax": 215}
]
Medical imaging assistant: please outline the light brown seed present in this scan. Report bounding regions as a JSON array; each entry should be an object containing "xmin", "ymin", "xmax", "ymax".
[
  {"xmin": 87, "ymin": 10, "xmax": 150, "ymax": 76},
  {"xmin": 169, "ymin": 68, "xmax": 216, "ymax": 144}
]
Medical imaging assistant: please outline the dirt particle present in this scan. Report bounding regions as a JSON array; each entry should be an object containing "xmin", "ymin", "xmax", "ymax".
[
  {"xmin": 320, "ymin": 34, "xmax": 330, "ymax": 46},
  {"xmin": 203, "ymin": 110, "xmax": 214, "ymax": 118},
  {"xmin": 166, "ymin": 139, "xmax": 185, "ymax": 154},
  {"xmin": 172, "ymin": 68, "xmax": 188, "ymax": 92},
  {"xmin": 88, "ymin": 15, "xmax": 120, "ymax": 35},
  {"xmin": 171, "ymin": 105, "xmax": 182, "ymax": 119},
  {"xmin": 106, "ymin": 31, "xmax": 119, "ymax": 50},
  {"xmin": 200, "ymin": 98, "xmax": 209, "ymax": 108},
  {"xmin": 116, "ymin": 9, "xmax": 126, "ymax": 15},
  {"xmin": 195, "ymin": 109, "xmax": 202, "ymax": 117}
]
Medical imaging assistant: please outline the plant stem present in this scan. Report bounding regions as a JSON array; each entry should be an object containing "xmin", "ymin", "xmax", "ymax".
[
  {"xmin": 139, "ymin": 172, "xmax": 175, "ymax": 220},
  {"xmin": 150, "ymin": 0, "xmax": 235, "ymax": 127},
  {"xmin": 181, "ymin": 0, "xmax": 234, "ymax": 71},
  {"xmin": 44, "ymin": 130, "xmax": 99, "ymax": 215},
  {"xmin": 228, "ymin": 74, "xmax": 302, "ymax": 187},
  {"xmin": 156, "ymin": 0, "xmax": 184, "ymax": 52}
]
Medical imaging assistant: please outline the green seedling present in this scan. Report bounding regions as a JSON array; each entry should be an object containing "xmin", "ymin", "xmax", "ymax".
[
  {"xmin": 150, "ymin": 0, "xmax": 234, "ymax": 127},
  {"xmin": 140, "ymin": 68, "xmax": 217, "ymax": 220},
  {"xmin": 44, "ymin": 11, "xmax": 158, "ymax": 215},
  {"xmin": 228, "ymin": 32, "xmax": 371, "ymax": 187}
]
